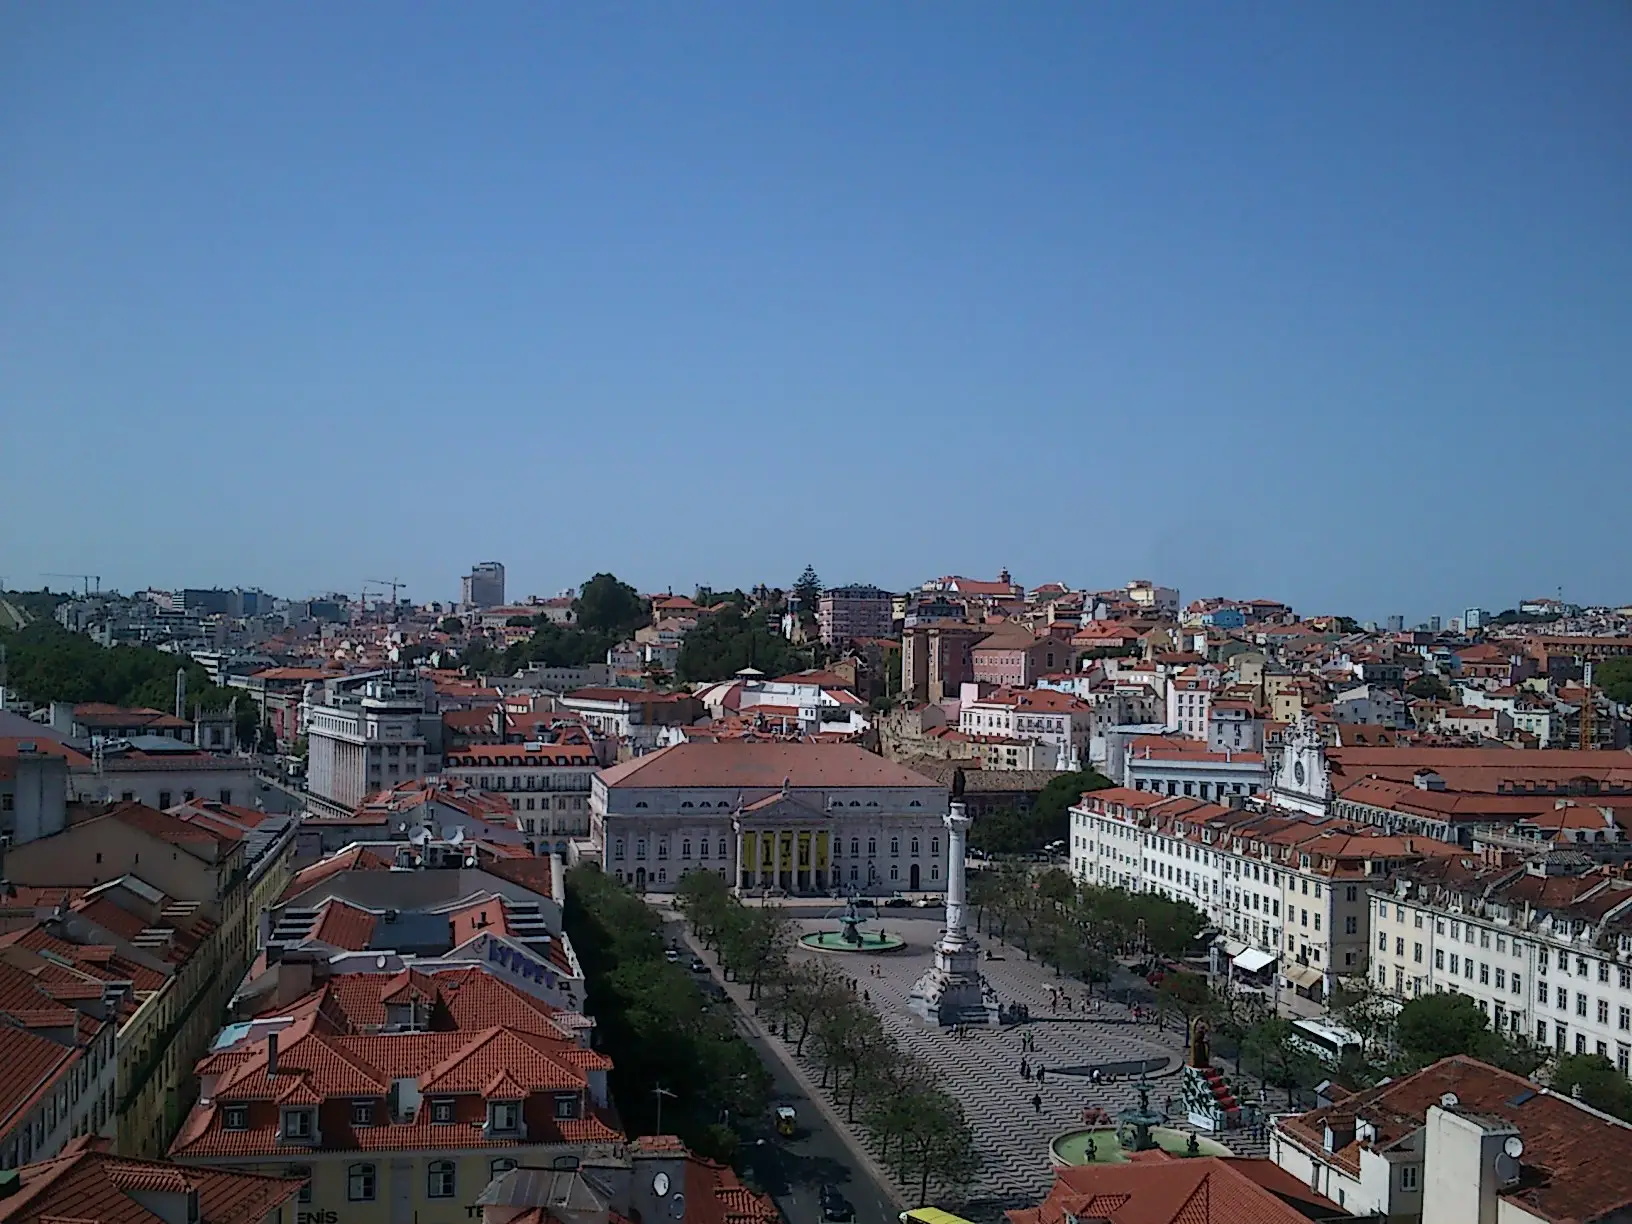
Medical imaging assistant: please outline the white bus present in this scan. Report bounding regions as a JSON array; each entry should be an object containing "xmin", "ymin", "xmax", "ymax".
[{"xmin": 1289, "ymin": 1019, "xmax": 1362, "ymax": 1067}]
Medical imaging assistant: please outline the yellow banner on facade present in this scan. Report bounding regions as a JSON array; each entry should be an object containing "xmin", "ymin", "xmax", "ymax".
[
  {"xmin": 797, "ymin": 831, "xmax": 811, "ymax": 868},
  {"xmin": 778, "ymin": 833, "xmax": 794, "ymax": 871},
  {"xmin": 761, "ymin": 835, "xmax": 775, "ymax": 866},
  {"xmin": 742, "ymin": 832, "xmax": 756, "ymax": 869}
]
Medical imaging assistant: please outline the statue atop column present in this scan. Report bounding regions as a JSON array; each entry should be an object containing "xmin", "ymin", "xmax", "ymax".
[{"xmin": 906, "ymin": 782, "xmax": 995, "ymax": 1026}]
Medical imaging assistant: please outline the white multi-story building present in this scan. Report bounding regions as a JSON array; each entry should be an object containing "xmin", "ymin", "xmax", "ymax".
[
  {"xmin": 1369, "ymin": 855, "xmax": 1632, "ymax": 1071},
  {"xmin": 1331, "ymin": 684, "xmax": 1408, "ymax": 729},
  {"xmin": 592, "ymin": 742, "xmax": 946, "ymax": 895},
  {"xmin": 440, "ymin": 740, "xmax": 601, "ymax": 850},
  {"xmin": 958, "ymin": 686, "xmax": 1091, "ymax": 771},
  {"xmin": 1125, "ymin": 735, "xmax": 1266, "ymax": 803},
  {"xmin": 302, "ymin": 673, "xmax": 432, "ymax": 815},
  {"xmin": 1071, "ymin": 787, "xmax": 1442, "ymax": 1006},
  {"xmin": 1166, "ymin": 672, "xmax": 1215, "ymax": 739}
]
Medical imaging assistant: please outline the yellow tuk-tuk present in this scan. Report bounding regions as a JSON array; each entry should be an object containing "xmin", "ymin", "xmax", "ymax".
[{"xmin": 775, "ymin": 1106, "xmax": 796, "ymax": 1136}]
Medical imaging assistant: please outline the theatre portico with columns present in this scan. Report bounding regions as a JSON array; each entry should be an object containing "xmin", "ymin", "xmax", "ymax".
[{"xmin": 589, "ymin": 741, "xmax": 948, "ymax": 895}]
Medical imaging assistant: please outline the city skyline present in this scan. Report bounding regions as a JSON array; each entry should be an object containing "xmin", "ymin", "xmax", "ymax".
[{"xmin": 4, "ymin": 5, "xmax": 1629, "ymax": 614}]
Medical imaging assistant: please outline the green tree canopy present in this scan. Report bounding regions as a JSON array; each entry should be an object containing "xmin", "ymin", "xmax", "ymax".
[
  {"xmin": 676, "ymin": 603, "xmax": 815, "ymax": 682},
  {"xmin": 1552, "ymin": 1053, "xmax": 1632, "ymax": 1122},
  {"xmin": 1406, "ymin": 674, "xmax": 1452, "ymax": 702},
  {"xmin": 793, "ymin": 565, "xmax": 822, "ymax": 608},
  {"xmin": 573, "ymin": 573, "xmax": 649, "ymax": 637},
  {"xmin": 966, "ymin": 769, "xmax": 1113, "ymax": 855},
  {"xmin": 1395, "ymin": 992, "xmax": 1502, "ymax": 1069},
  {"xmin": 0, "ymin": 621, "xmax": 256, "ymax": 742},
  {"xmin": 437, "ymin": 616, "xmax": 464, "ymax": 635},
  {"xmin": 1595, "ymin": 657, "xmax": 1632, "ymax": 705}
]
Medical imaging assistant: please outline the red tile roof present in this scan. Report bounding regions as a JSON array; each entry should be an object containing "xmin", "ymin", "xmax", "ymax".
[
  {"xmin": 1277, "ymin": 1055, "xmax": 1632, "ymax": 1222},
  {"xmin": 597, "ymin": 742, "xmax": 940, "ymax": 790},
  {"xmin": 1007, "ymin": 1154, "xmax": 1336, "ymax": 1224},
  {"xmin": 0, "ymin": 1143, "xmax": 306, "ymax": 1224}
]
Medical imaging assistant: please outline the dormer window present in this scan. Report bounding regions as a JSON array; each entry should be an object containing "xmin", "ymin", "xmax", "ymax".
[
  {"xmin": 280, "ymin": 1108, "xmax": 314, "ymax": 1141},
  {"xmin": 554, "ymin": 1093, "xmax": 580, "ymax": 1119},
  {"xmin": 223, "ymin": 1105, "xmax": 248, "ymax": 1130},
  {"xmin": 351, "ymin": 1100, "xmax": 375, "ymax": 1126},
  {"xmin": 430, "ymin": 1099, "xmax": 455, "ymax": 1124},
  {"xmin": 488, "ymin": 1101, "xmax": 520, "ymax": 1133}
]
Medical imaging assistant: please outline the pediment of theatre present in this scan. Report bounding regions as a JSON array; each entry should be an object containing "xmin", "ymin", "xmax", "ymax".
[{"xmin": 736, "ymin": 793, "xmax": 831, "ymax": 826}]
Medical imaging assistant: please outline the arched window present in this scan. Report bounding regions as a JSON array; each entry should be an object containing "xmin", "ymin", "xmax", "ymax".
[
  {"xmin": 931, "ymin": 837, "xmax": 940, "ymax": 855},
  {"xmin": 890, "ymin": 837, "xmax": 900, "ymax": 856},
  {"xmin": 348, "ymin": 1163, "xmax": 377, "ymax": 1202},
  {"xmin": 491, "ymin": 1157, "xmax": 518, "ymax": 1181},
  {"xmin": 681, "ymin": 801, "xmax": 694, "ymax": 808},
  {"xmin": 849, "ymin": 801, "xmax": 861, "ymax": 807},
  {"xmin": 428, "ymin": 1160, "xmax": 456, "ymax": 1198},
  {"xmin": 910, "ymin": 800, "xmax": 922, "ymax": 807},
  {"xmin": 890, "ymin": 864, "xmax": 900, "ymax": 881},
  {"xmin": 910, "ymin": 838, "xmax": 920, "ymax": 856},
  {"xmin": 636, "ymin": 801, "xmax": 648, "ymax": 808},
  {"xmin": 867, "ymin": 838, "xmax": 877, "ymax": 856},
  {"xmin": 717, "ymin": 838, "xmax": 728, "ymax": 858},
  {"xmin": 850, "ymin": 838, "xmax": 860, "ymax": 857}
]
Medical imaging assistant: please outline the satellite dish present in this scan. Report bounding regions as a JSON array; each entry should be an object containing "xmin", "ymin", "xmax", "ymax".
[
  {"xmin": 652, "ymin": 1172, "xmax": 670, "ymax": 1197},
  {"xmin": 669, "ymin": 1193, "xmax": 685, "ymax": 1218},
  {"xmin": 1495, "ymin": 1153, "xmax": 1520, "ymax": 1185},
  {"xmin": 1440, "ymin": 1093, "xmax": 1459, "ymax": 1109},
  {"xmin": 1505, "ymin": 1135, "xmax": 1525, "ymax": 1159},
  {"xmin": 375, "ymin": 954, "xmax": 388, "ymax": 969}
]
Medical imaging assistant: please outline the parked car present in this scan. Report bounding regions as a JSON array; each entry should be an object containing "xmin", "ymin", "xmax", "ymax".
[
  {"xmin": 664, "ymin": 948, "xmax": 681, "ymax": 963},
  {"xmin": 911, "ymin": 894, "xmax": 943, "ymax": 908},
  {"xmin": 820, "ymin": 1186, "xmax": 855, "ymax": 1222},
  {"xmin": 884, "ymin": 893, "xmax": 911, "ymax": 908},
  {"xmin": 690, "ymin": 958, "xmax": 709, "ymax": 973}
]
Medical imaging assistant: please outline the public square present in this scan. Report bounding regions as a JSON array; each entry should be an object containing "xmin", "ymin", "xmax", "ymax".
[{"xmin": 773, "ymin": 909, "xmax": 1267, "ymax": 1216}]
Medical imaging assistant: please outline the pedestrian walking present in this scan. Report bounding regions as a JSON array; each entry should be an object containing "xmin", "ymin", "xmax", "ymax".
[
  {"xmin": 1037, "ymin": 1067, "xmax": 1046, "ymax": 1084},
  {"xmin": 1031, "ymin": 1093, "xmax": 1042, "ymax": 1113},
  {"xmin": 1020, "ymin": 1058, "xmax": 1031, "ymax": 1080}
]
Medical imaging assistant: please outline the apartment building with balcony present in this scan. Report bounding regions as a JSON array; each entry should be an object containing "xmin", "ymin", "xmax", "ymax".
[
  {"xmin": 438, "ymin": 741, "xmax": 601, "ymax": 852},
  {"xmin": 1070, "ymin": 787, "xmax": 1447, "ymax": 1007},
  {"xmin": 1367, "ymin": 854, "xmax": 1632, "ymax": 1073},
  {"xmin": 817, "ymin": 584, "xmax": 894, "ymax": 647}
]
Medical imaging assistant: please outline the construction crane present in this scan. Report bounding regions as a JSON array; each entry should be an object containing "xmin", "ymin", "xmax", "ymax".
[
  {"xmin": 369, "ymin": 578, "xmax": 407, "ymax": 609},
  {"xmin": 41, "ymin": 572, "xmax": 100, "ymax": 596}
]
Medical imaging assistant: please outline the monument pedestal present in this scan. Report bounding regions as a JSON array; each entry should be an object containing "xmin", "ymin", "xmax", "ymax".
[
  {"xmin": 907, "ymin": 932, "xmax": 997, "ymax": 1026},
  {"xmin": 906, "ymin": 786, "xmax": 996, "ymax": 1026}
]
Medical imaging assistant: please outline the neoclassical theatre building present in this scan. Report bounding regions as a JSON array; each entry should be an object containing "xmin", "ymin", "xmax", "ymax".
[{"xmin": 590, "ymin": 742, "xmax": 950, "ymax": 894}]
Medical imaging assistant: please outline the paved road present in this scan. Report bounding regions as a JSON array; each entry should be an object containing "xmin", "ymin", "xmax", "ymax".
[
  {"xmin": 660, "ymin": 917, "xmax": 898, "ymax": 1224},
  {"xmin": 734, "ymin": 1010, "xmax": 899, "ymax": 1224}
]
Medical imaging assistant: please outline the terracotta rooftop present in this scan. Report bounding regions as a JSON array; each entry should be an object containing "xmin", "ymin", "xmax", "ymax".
[
  {"xmin": 596, "ymin": 742, "xmax": 942, "ymax": 790},
  {"xmin": 0, "ymin": 1141, "xmax": 306, "ymax": 1224},
  {"xmin": 1277, "ymin": 1055, "xmax": 1632, "ymax": 1222},
  {"xmin": 1007, "ymin": 1154, "xmax": 1340, "ymax": 1224}
]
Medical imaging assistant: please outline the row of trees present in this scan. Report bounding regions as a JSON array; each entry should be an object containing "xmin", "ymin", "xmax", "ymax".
[
  {"xmin": 970, "ymin": 864, "xmax": 1211, "ymax": 978},
  {"xmin": 563, "ymin": 868, "xmax": 771, "ymax": 1164},
  {"xmin": 0, "ymin": 620, "xmax": 259, "ymax": 742},
  {"xmin": 675, "ymin": 872, "xmax": 977, "ymax": 1204}
]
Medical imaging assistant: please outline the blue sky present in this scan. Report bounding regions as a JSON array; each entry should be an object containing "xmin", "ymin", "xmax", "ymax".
[{"xmin": 3, "ymin": 4, "xmax": 1629, "ymax": 620}]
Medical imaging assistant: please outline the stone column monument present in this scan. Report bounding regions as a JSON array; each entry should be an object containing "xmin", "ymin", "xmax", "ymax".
[{"xmin": 908, "ymin": 769, "xmax": 997, "ymax": 1026}]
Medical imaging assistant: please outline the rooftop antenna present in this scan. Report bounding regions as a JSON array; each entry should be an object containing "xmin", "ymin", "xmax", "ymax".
[{"xmin": 652, "ymin": 1083, "xmax": 677, "ymax": 1134}]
